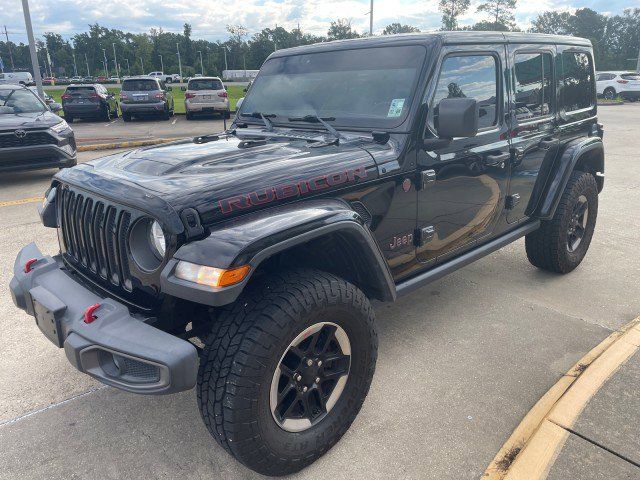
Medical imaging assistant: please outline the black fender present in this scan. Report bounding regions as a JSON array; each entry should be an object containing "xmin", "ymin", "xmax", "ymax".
[
  {"xmin": 534, "ymin": 137, "xmax": 604, "ymax": 220},
  {"xmin": 160, "ymin": 199, "xmax": 396, "ymax": 306}
]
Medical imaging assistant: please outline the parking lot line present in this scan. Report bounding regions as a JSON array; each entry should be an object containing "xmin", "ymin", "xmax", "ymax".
[
  {"xmin": 172, "ymin": 118, "xmax": 177, "ymax": 125},
  {"xmin": 0, "ymin": 197, "xmax": 43, "ymax": 208}
]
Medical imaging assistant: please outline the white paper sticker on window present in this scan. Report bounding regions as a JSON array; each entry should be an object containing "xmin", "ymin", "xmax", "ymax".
[{"xmin": 387, "ymin": 98, "xmax": 405, "ymax": 117}]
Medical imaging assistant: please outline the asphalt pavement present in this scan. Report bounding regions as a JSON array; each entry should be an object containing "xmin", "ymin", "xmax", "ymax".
[
  {"xmin": 70, "ymin": 115, "xmax": 227, "ymax": 146},
  {"xmin": 0, "ymin": 104, "xmax": 639, "ymax": 479}
]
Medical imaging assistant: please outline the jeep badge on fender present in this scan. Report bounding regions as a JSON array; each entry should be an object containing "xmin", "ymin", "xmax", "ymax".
[{"xmin": 10, "ymin": 32, "xmax": 603, "ymax": 476}]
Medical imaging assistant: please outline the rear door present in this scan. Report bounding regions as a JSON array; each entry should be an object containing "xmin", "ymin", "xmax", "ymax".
[
  {"xmin": 505, "ymin": 44, "xmax": 559, "ymax": 223},
  {"xmin": 416, "ymin": 44, "xmax": 511, "ymax": 265}
]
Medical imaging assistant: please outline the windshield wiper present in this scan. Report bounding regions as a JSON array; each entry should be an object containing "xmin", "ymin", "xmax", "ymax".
[
  {"xmin": 245, "ymin": 111, "xmax": 276, "ymax": 131},
  {"xmin": 288, "ymin": 114, "xmax": 342, "ymax": 141}
]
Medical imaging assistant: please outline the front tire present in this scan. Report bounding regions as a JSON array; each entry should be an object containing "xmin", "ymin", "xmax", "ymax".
[
  {"xmin": 525, "ymin": 170, "xmax": 598, "ymax": 273},
  {"xmin": 197, "ymin": 269, "xmax": 377, "ymax": 476},
  {"xmin": 603, "ymin": 87, "xmax": 616, "ymax": 100}
]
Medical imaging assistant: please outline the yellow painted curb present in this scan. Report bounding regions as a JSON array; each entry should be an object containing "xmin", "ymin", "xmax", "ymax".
[
  {"xmin": 77, "ymin": 137, "xmax": 177, "ymax": 152},
  {"xmin": 483, "ymin": 316, "xmax": 640, "ymax": 480},
  {"xmin": 0, "ymin": 196, "xmax": 43, "ymax": 208}
]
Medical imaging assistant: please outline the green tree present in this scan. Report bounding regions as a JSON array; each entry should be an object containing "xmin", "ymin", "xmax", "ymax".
[
  {"xmin": 382, "ymin": 23, "xmax": 420, "ymax": 34},
  {"xmin": 439, "ymin": 0, "xmax": 471, "ymax": 30},
  {"xmin": 328, "ymin": 19, "xmax": 360, "ymax": 40},
  {"xmin": 476, "ymin": 0, "xmax": 517, "ymax": 30},
  {"xmin": 530, "ymin": 11, "xmax": 572, "ymax": 34}
]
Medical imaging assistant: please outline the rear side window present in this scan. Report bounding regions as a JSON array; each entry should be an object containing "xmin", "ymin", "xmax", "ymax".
[
  {"xmin": 122, "ymin": 79, "xmax": 159, "ymax": 91},
  {"xmin": 621, "ymin": 73, "xmax": 640, "ymax": 80},
  {"xmin": 562, "ymin": 52, "xmax": 594, "ymax": 112},
  {"xmin": 432, "ymin": 55, "xmax": 499, "ymax": 130},
  {"xmin": 596, "ymin": 73, "xmax": 615, "ymax": 81},
  {"xmin": 189, "ymin": 79, "xmax": 224, "ymax": 90},
  {"xmin": 513, "ymin": 52, "xmax": 553, "ymax": 121}
]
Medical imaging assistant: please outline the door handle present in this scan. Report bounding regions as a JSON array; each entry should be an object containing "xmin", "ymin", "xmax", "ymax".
[
  {"xmin": 483, "ymin": 152, "xmax": 510, "ymax": 167},
  {"xmin": 539, "ymin": 137, "xmax": 558, "ymax": 150}
]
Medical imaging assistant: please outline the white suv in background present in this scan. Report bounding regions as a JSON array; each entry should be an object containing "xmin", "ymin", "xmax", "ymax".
[
  {"xmin": 596, "ymin": 71, "xmax": 640, "ymax": 100},
  {"xmin": 183, "ymin": 76, "xmax": 230, "ymax": 119}
]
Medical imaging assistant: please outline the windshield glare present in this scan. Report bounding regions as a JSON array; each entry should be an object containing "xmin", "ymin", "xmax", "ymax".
[
  {"xmin": 0, "ymin": 89, "xmax": 47, "ymax": 114},
  {"xmin": 239, "ymin": 45, "xmax": 427, "ymax": 129},
  {"xmin": 122, "ymin": 80, "xmax": 159, "ymax": 91}
]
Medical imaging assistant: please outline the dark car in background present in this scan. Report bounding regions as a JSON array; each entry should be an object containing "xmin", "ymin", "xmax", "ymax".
[
  {"xmin": 119, "ymin": 77, "xmax": 174, "ymax": 121},
  {"xmin": 61, "ymin": 84, "xmax": 119, "ymax": 122},
  {"xmin": 0, "ymin": 84, "xmax": 76, "ymax": 172}
]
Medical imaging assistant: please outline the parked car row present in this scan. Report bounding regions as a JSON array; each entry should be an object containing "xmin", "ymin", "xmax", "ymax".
[{"xmin": 57, "ymin": 76, "xmax": 230, "ymax": 122}]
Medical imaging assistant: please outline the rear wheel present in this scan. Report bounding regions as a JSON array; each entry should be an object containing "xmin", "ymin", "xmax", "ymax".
[
  {"xmin": 112, "ymin": 103, "xmax": 119, "ymax": 118},
  {"xmin": 122, "ymin": 112, "xmax": 131, "ymax": 122},
  {"xmin": 161, "ymin": 106, "xmax": 170, "ymax": 120},
  {"xmin": 525, "ymin": 170, "xmax": 598, "ymax": 273},
  {"xmin": 65, "ymin": 115, "xmax": 74, "ymax": 123},
  {"xmin": 197, "ymin": 269, "xmax": 377, "ymax": 476},
  {"xmin": 603, "ymin": 87, "xmax": 616, "ymax": 100},
  {"xmin": 222, "ymin": 110, "xmax": 231, "ymax": 119},
  {"xmin": 101, "ymin": 104, "xmax": 111, "ymax": 121},
  {"xmin": 185, "ymin": 111, "xmax": 193, "ymax": 120}
]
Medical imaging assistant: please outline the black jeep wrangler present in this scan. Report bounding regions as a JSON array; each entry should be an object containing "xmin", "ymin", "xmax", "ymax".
[{"xmin": 10, "ymin": 32, "xmax": 604, "ymax": 476}]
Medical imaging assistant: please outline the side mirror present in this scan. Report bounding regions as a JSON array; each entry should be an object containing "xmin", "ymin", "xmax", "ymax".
[
  {"xmin": 436, "ymin": 97, "xmax": 478, "ymax": 139},
  {"xmin": 180, "ymin": 86, "xmax": 186, "ymax": 91},
  {"xmin": 235, "ymin": 97, "xmax": 244, "ymax": 111}
]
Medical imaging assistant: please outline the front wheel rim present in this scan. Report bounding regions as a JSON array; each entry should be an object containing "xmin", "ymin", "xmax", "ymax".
[
  {"xmin": 567, "ymin": 194, "xmax": 589, "ymax": 252},
  {"xmin": 269, "ymin": 322, "xmax": 351, "ymax": 433}
]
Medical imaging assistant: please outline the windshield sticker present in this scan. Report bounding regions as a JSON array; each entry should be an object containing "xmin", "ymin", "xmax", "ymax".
[{"xmin": 387, "ymin": 98, "xmax": 405, "ymax": 117}]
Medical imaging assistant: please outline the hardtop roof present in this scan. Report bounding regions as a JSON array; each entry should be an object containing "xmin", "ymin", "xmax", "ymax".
[{"xmin": 270, "ymin": 31, "xmax": 592, "ymax": 58}]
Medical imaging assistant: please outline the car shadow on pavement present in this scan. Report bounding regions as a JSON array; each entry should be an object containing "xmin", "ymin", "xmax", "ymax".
[{"xmin": 0, "ymin": 169, "xmax": 57, "ymax": 191}]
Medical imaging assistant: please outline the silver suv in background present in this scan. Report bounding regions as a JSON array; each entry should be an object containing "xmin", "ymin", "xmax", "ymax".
[
  {"xmin": 119, "ymin": 77, "xmax": 175, "ymax": 121},
  {"xmin": 183, "ymin": 77, "xmax": 230, "ymax": 119}
]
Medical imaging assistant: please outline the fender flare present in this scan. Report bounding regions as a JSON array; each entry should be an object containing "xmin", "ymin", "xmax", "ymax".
[
  {"xmin": 535, "ymin": 136, "xmax": 604, "ymax": 220},
  {"xmin": 160, "ymin": 199, "xmax": 396, "ymax": 307}
]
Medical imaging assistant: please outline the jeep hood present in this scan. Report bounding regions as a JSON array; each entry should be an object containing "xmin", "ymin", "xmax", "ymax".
[{"xmin": 62, "ymin": 134, "xmax": 384, "ymax": 225}]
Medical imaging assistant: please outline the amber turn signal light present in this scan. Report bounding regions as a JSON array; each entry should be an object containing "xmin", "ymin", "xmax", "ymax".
[{"xmin": 174, "ymin": 261, "xmax": 251, "ymax": 288}]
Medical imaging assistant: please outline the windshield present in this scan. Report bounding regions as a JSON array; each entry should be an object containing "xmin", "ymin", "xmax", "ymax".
[
  {"xmin": 189, "ymin": 79, "xmax": 224, "ymax": 90},
  {"xmin": 0, "ymin": 88, "xmax": 46, "ymax": 114},
  {"xmin": 122, "ymin": 79, "xmax": 159, "ymax": 91},
  {"xmin": 239, "ymin": 45, "xmax": 427, "ymax": 129}
]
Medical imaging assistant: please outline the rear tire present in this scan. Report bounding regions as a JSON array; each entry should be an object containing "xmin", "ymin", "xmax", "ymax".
[
  {"xmin": 197, "ymin": 268, "xmax": 377, "ymax": 476},
  {"xmin": 112, "ymin": 104, "xmax": 119, "ymax": 118},
  {"xmin": 603, "ymin": 87, "xmax": 616, "ymax": 100},
  {"xmin": 122, "ymin": 112, "xmax": 131, "ymax": 122},
  {"xmin": 525, "ymin": 170, "xmax": 598, "ymax": 273},
  {"xmin": 185, "ymin": 111, "xmax": 193, "ymax": 120},
  {"xmin": 65, "ymin": 115, "xmax": 74, "ymax": 123},
  {"xmin": 223, "ymin": 110, "xmax": 231, "ymax": 119},
  {"xmin": 101, "ymin": 105, "xmax": 111, "ymax": 121}
]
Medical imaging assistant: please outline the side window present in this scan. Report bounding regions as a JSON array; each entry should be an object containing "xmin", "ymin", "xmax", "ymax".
[
  {"xmin": 513, "ymin": 52, "xmax": 553, "ymax": 121},
  {"xmin": 562, "ymin": 52, "xmax": 594, "ymax": 112},
  {"xmin": 431, "ymin": 54, "xmax": 499, "ymax": 130}
]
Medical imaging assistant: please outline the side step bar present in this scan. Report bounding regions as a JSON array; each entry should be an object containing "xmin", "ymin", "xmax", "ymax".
[{"xmin": 396, "ymin": 220, "xmax": 541, "ymax": 298}]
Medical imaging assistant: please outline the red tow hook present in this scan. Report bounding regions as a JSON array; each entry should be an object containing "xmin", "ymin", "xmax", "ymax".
[
  {"xmin": 83, "ymin": 303, "xmax": 101, "ymax": 324},
  {"xmin": 24, "ymin": 258, "xmax": 39, "ymax": 273}
]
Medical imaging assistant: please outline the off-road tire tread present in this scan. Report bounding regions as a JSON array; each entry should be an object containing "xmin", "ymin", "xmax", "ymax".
[
  {"xmin": 197, "ymin": 268, "xmax": 377, "ymax": 476},
  {"xmin": 525, "ymin": 170, "xmax": 598, "ymax": 273}
]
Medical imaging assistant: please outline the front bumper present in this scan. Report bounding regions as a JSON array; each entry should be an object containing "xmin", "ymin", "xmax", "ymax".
[{"xmin": 10, "ymin": 243, "xmax": 198, "ymax": 395}]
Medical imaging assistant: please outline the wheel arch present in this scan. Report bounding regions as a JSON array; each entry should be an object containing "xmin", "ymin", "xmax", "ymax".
[
  {"xmin": 534, "ymin": 137, "xmax": 604, "ymax": 220},
  {"xmin": 161, "ymin": 200, "xmax": 396, "ymax": 306}
]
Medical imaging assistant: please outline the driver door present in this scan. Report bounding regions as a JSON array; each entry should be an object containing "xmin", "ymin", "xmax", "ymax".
[{"xmin": 415, "ymin": 45, "xmax": 511, "ymax": 265}]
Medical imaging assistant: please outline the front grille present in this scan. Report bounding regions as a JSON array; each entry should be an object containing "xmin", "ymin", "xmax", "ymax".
[
  {"xmin": 0, "ymin": 130, "xmax": 57, "ymax": 149},
  {"xmin": 58, "ymin": 185, "xmax": 134, "ymax": 292}
]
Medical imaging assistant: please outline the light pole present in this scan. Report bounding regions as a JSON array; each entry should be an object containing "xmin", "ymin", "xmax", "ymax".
[
  {"xmin": 125, "ymin": 58, "xmax": 130, "ymax": 75},
  {"xmin": 21, "ymin": 0, "xmax": 44, "ymax": 99},
  {"xmin": 140, "ymin": 57, "xmax": 144, "ymax": 74},
  {"xmin": 71, "ymin": 49, "xmax": 78, "ymax": 77},
  {"xmin": 102, "ymin": 48, "xmax": 109, "ymax": 77},
  {"xmin": 369, "ymin": 0, "xmax": 374, "ymax": 36},
  {"xmin": 219, "ymin": 45, "xmax": 228, "ymax": 72},
  {"xmin": 112, "ymin": 42, "xmax": 119, "ymax": 79},
  {"xmin": 159, "ymin": 54, "xmax": 164, "ymax": 73},
  {"xmin": 176, "ymin": 43, "xmax": 183, "ymax": 81},
  {"xmin": 197, "ymin": 50, "xmax": 204, "ymax": 75},
  {"xmin": 84, "ymin": 53, "xmax": 90, "ymax": 76}
]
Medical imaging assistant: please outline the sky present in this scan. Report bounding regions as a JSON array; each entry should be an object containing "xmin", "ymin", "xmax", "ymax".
[{"xmin": 1, "ymin": 0, "xmax": 637, "ymax": 44}]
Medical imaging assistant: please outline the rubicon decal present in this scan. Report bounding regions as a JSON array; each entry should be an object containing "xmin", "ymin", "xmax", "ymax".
[{"xmin": 218, "ymin": 165, "xmax": 368, "ymax": 214}]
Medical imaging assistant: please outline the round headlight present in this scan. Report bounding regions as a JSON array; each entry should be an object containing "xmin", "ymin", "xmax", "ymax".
[{"xmin": 149, "ymin": 221, "xmax": 166, "ymax": 259}]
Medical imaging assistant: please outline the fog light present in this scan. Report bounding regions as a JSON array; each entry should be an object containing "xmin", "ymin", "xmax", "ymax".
[{"xmin": 174, "ymin": 261, "xmax": 250, "ymax": 288}]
